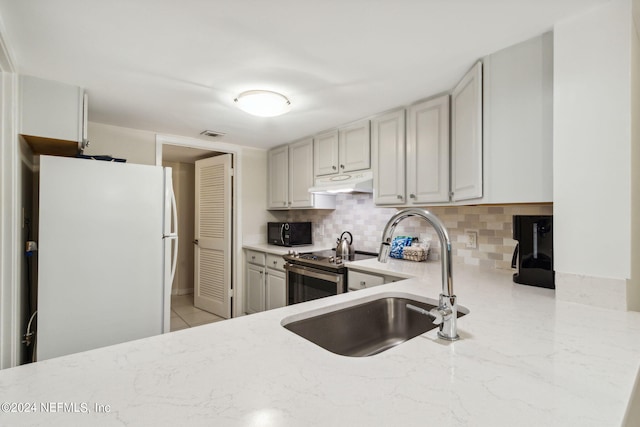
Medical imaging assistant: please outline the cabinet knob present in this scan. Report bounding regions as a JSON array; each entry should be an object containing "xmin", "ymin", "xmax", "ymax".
[
  {"xmin": 283, "ymin": 202, "xmax": 287, "ymax": 206},
  {"xmin": 340, "ymin": 164, "xmax": 345, "ymax": 169},
  {"xmin": 252, "ymin": 256, "xmax": 255, "ymax": 260},
  {"xmin": 409, "ymin": 194, "xmax": 416, "ymax": 199},
  {"xmin": 397, "ymin": 195, "xmax": 403, "ymax": 200},
  {"xmin": 332, "ymin": 165, "xmax": 337, "ymax": 170},
  {"xmin": 360, "ymin": 281, "xmax": 366, "ymax": 288},
  {"xmin": 273, "ymin": 260, "xmax": 277, "ymax": 265}
]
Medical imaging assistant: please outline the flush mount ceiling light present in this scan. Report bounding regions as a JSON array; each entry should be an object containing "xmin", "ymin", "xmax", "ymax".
[{"xmin": 234, "ymin": 90, "xmax": 291, "ymax": 117}]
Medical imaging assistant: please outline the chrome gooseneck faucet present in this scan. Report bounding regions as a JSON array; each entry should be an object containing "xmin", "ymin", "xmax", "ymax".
[{"xmin": 378, "ymin": 208, "xmax": 459, "ymax": 341}]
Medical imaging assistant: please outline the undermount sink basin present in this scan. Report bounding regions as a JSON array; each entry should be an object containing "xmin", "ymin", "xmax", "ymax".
[{"xmin": 282, "ymin": 294, "xmax": 467, "ymax": 357}]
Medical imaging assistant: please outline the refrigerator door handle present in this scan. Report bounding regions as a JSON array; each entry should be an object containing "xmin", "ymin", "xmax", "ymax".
[{"xmin": 168, "ymin": 183, "xmax": 179, "ymax": 286}]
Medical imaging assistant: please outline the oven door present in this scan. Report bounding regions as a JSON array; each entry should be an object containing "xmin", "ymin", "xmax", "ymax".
[{"xmin": 285, "ymin": 263, "xmax": 345, "ymax": 305}]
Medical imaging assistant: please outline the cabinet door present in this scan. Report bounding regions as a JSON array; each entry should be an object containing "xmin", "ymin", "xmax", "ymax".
[
  {"xmin": 267, "ymin": 146, "xmax": 289, "ymax": 209},
  {"xmin": 482, "ymin": 32, "xmax": 553, "ymax": 204},
  {"xmin": 372, "ymin": 110, "xmax": 406, "ymax": 205},
  {"xmin": 314, "ymin": 130, "xmax": 339, "ymax": 176},
  {"xmin": 289, "ymin": 138, "xmax": 314, "ymax": 208},
  {"xmin": 348, "ymin": 270, "xmax": 384, "ymax": 291},
  {"xmin": 451, "ymin": 61, "xmax": 483, "ymax": 202},
  {"xmin": 245, "ymin": 263, "xmax": 265, "ymax": 314},
  {"xmin": 266, "ymin": 269, "xmax": 286, "ymax": 310},
  {"xmin": 20, "ymin": 75, "xmax": 84, "ymax": 143},
  {"xmin": 338, "ymin": 120, "xmax": 370, "ymax": 173},
  {"xmin": 406, "ymin": 95, "xmax": 450, "ymax": 204}
]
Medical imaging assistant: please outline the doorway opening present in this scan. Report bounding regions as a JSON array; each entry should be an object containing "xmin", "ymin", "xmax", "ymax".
[{"xmin": 156, "ymin": 135, "xmax": 238, "ymax": 331}]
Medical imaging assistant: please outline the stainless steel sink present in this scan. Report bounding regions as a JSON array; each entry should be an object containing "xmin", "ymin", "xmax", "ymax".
[{"xmin": 282, "ymin": 295, "xmax": 467, "ymax": 357}]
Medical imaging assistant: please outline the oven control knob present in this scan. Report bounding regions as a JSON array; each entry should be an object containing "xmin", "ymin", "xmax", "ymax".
[
  {"xmin": 293, "ymin": 251, "xmax": 299, "ymax": 257},
  {"xmin": 329, "ymin": 256, "xmax": 334, "ymax": 263}
]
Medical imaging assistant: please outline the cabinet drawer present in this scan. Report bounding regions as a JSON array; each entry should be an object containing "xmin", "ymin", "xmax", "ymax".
[
  {"xmin": 266, "ymin": 253, "xmax": 286, "ymax": 272},
  {"xmin": 348, "ymin": 270, "xmax": 384, "ymax": 291},
  {"xmin": 246, "ymin": 250, "xmax": 266, "ymax": 266}
]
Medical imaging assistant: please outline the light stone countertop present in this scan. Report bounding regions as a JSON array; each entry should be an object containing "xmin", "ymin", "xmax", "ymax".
[
  {"xmin": 346, "ymin": 256, "xmax": 438, "ymax": 279},
  {"xmin": 242, "ymin": 243, "xmax": 333, "ymax": 256},
  {"xmin": 1, "ymin": 264, "xmax": 640, "ymax": 426}
]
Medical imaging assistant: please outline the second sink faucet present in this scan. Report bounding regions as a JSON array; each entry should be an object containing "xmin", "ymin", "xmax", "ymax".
[{"xmin": 378, "ymin": 208, "xmax": 459, "ymax": 341}]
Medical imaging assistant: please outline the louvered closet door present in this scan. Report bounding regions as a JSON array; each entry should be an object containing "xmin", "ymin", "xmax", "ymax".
[{"xmin": 194, "ymin": 154, "xmax": 232, "ymax": 318}]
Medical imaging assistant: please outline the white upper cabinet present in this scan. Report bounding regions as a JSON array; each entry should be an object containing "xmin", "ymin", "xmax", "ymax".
[
  {"xmin": 314, "ymin": 130, "xmax": 339, "ymax": 176},
  {"xmin": 19, "ymin": 75, "xmax": 88, "ymax": 156},
  {"xmin": 451, "ymin": 61, "xmax": 483, "ymax": 202},
  {"xmin": 315, "ymin": 120, "xmax": 370, "ymax": 177},
  {"xmin": 288, "ymin": 138, "xmax": 315, "ymax": 208},
  {"xmin": 267, "ymin": 145, "xmax": 289, "ymax": 209},
  {"xmin": 372, "ymin": 109, "xmax": 406, "ymax": 205},
  {"xmin": 268, "ymin": 140, "xmax": 336, "ymax": 210},
  {"xmin": 338, "ymin": 120, "xmax": 370, "ymax": 173},
  {"xmin": 481, "ymin": 32, "xmax": 553, "ymax": 204},
  {"xmin": 406, "ymin": 94, "xmax": 450, "ymax": 204}
]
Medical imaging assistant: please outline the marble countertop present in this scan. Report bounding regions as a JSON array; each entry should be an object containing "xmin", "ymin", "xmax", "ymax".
[
  {"xmin": 346, "ymin": 256, "xmax": 437, "ymax": 279},
  {"xmin": 1, "ymin": 265, "xmax": 640, "ymax": 426},
  {"xmin": 242, "ymin": 243, "xmax": 333, "ymax": 255}
]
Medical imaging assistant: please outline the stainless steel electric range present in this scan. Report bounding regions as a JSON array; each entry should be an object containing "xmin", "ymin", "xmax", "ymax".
[{"xmin": 283, "ymin": 249, "xmax": 378, "ymax": 306}]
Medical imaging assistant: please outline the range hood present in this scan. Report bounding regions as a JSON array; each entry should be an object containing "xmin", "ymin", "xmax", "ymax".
[{"xmin": 309, "ymin": 170, "xmax": 373, "ymax": 194}]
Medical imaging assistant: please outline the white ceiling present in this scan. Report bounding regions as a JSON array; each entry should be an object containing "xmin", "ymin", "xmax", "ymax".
[{"xmin": 0, "ymin": 0, "xmax": 608, "ymax": 150}]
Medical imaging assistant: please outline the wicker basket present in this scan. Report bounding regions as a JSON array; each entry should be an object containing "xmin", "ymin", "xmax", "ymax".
[{"xmin": 402, "ymin": 246, "xmax": 428, "ymax": 262}]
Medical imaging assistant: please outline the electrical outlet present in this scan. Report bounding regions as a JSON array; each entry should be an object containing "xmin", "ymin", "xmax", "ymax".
[{"xmin": 465, "ymin": 230, "xmax": 478, "ymax": 249}]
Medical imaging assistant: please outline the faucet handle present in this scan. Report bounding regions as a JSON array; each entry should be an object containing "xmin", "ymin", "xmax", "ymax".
[{"xmin": 406, "ymin": 304, "xmax": 446, "ymax": 325}]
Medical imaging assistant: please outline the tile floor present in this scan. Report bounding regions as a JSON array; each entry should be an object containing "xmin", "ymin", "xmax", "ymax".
[{"xmin": 170, "ymin": 294, "xmax": 226, "ymax": 332}]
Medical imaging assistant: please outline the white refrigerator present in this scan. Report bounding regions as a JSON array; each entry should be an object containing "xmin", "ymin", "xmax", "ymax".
[{"xmin": 36, "ymin": 155, "xmax": 178, "ymax": 361}]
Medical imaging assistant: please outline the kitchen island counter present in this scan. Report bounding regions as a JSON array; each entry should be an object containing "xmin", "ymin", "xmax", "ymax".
[{"xmin": 1, "ymin": 265, "xmax": 639, "ymax": 426}]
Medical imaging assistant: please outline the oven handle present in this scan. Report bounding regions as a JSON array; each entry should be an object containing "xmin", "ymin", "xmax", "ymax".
[{"xmin": 284, "ymin": 263, "xmax": 343, "ymax": 284}]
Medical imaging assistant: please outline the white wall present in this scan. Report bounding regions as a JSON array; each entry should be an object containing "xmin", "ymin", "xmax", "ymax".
[
  {"xmin": 85, "ymin": 122, "xmax": 156, "ymax": 165},
  {"xmin": 629, "ymin": 0, "xmax": 640, "ymax": 311},
  {"xmin": 554, "ymin": 0, "xmax": 634, "ymax": 309},
  {"xmin": 240, "ymin": 147, "xmax": 278, "ymax": 244}
]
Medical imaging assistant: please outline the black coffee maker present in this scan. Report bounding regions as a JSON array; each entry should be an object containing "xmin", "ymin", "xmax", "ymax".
[{"xmin": 512, "ymin": 215, "xmax": 554, "ymax": 289}]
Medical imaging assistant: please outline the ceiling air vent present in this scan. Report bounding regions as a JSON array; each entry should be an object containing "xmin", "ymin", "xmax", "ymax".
[{"xmin": 200, "ymin": 130, "xmax": 226, "ymax": 138}]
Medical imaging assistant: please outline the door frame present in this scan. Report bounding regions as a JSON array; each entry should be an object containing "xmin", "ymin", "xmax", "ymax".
[
  {"xmin": 0, "ymin": 26, "xmax": 21, "ymax": 368},
  {"xmin": 155, "ymin": 134, "xmax": 242, "ymax": 318}
]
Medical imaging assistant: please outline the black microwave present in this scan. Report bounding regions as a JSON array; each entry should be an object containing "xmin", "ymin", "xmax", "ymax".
[{"xmin": 267, "ymin": 222, "xmax": 312, "ymax": 247}]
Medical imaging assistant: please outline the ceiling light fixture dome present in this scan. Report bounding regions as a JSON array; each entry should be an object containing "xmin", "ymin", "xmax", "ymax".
[{"xmin": 234, "ymin": 90, "xmax": 291, "ymax": 117}]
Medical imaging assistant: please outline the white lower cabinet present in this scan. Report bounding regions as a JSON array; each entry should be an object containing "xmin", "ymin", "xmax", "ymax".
[
  {"xmin": 348, "ymin": 270, "xmax": 403, "ymax": 291},
  {"xmin": 265, "ymin": 253, "xmax": 286, "ymax": 310},
  {"xmin": 245, "ymin": 263, "xmax": 265, "ymax": 314},
  {"xmin": 245, "ymin": 250, "xmax": 286, "ymax": 314}
]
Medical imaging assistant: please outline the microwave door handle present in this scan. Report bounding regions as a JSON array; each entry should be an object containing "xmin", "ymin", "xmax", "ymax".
[{"xmin": 280, "ymin": 224, "xmax": 285, "ymax": 245}]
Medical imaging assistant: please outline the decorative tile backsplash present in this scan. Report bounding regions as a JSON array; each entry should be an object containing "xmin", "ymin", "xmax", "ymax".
[{"xmin": 272, "ymin": 193, "xmax": 552, "ymax": 270}]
